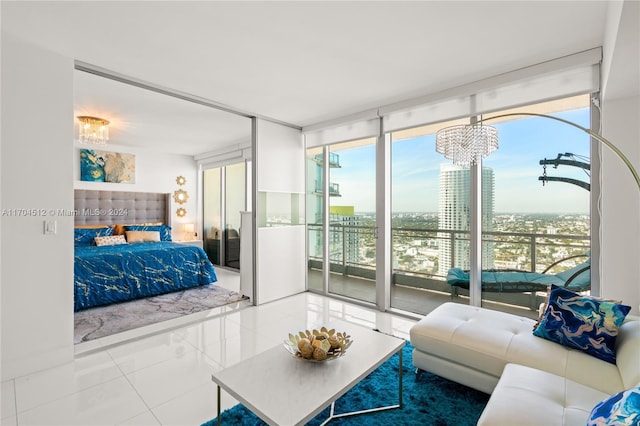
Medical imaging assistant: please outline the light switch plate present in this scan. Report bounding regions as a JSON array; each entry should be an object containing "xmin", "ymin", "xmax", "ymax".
[{"xmin": 44, "ymin": 220, "xmax": 57, "ymax": 235}]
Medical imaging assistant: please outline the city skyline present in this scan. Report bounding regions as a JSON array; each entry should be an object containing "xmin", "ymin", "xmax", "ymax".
[{"xmin": 330, "ymin": 108, "xmax": 591, "ymax": 214}]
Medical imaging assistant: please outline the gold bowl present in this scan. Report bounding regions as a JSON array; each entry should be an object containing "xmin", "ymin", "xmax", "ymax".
[{"xmin": 283, "ymin": 327, "xmax": 352, "ymax": 362}]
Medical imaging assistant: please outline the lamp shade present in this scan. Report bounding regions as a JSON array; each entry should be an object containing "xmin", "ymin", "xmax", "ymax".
[{"xmin": 183, "ymin": 223, "xmax": 195, "ymax": 233}]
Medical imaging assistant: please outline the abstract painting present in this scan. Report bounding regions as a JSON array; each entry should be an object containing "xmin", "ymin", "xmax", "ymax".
[{"xmin": 80, "ymin": 149, "xmax": 136, "ymax": 183}]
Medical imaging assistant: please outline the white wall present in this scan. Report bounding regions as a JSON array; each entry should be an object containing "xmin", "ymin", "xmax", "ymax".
[
  {"xmin": 600, "ymin": 96, "xmax": 640, "ymax": 313},
  {"xmin": 600, "ymin": 0, "xmax": 640, "ymax": 314},
  {"xmin": 1, "ymin": 35, "xmax": 75, "ymax": 380},
  {"xmin": 254, "ymin": 119, "xmax": 306, "ymax": 304},
  {"xmin": 73, "ymin": 144, "xmax": 199, "ymax": 240}
]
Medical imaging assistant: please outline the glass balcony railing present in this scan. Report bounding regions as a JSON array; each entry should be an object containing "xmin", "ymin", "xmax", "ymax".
[
  {"xmin": 313, "ymin": 153, "xmax": 341, "ymax": 168},
  {"xmin": 307, "ymin": 223, "xmax": 590, "ymax": 311},
  {"xmin": 314, "ymin": 180, "xmax": 341, "ymax": 196}
]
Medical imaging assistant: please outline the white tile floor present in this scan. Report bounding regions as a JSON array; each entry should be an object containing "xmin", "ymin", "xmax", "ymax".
[{"xmin": 1, "ymin": 274, "xmax": 417, "ymax": 426}]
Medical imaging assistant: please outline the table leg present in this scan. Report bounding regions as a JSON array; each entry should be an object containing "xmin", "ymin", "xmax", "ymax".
[
  {"xmin": 217, "ymin": 385, "xmax": 221, "ymax": 426},
  {"xmin": 318, "ymin": 346, "xmax": 403, "ymax": 425},
  {"xmin": 398, "ymin": 346, "xmax": 403, "ymax": 409}
]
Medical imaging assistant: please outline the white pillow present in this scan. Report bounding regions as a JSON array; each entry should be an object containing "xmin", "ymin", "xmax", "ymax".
[{"xmin": 95, "ymin": 235, "xmax": 127, "ymax": 246}]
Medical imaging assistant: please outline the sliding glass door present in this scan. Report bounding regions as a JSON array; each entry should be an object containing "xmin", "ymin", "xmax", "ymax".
[
  {"xmin": 480, "ymin": 96, "xmax": 591, "ymax": 316},
  {"xmin": 307, "ymin": 147, "xmax": 324, "ymax": 293},
  {"xmin": 307, "ymin": 138, "xmax": 377, "ymax": 304},
  {"xmin": 306, "ymin": 95, "xmax": 594, "ymax": 318},
  {"xmin": 203, "ymin": 161, "xmax": 247, "ymax": 270},
  {"xmin": 389, "ymin": 119, "xmax": 471, "ymax": 314},
  {"xmin": 327, "ymin": 138, "xmax": 377, "ymax": 303}
]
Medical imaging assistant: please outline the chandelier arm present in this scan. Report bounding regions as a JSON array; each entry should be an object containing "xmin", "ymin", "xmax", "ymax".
[{"xmin": 479, "ymin": 112, "xmax": 640, "ymax": 192}]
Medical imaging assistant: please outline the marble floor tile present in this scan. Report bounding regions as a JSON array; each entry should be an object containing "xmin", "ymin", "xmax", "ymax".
[
  {"xmin": 124, "ymin": 350, "xmax": 221, "ymax": 409},
  {"xmin": 16, "ymin": 377, "xmax": 147, "ymax": 425},
  {"xmin": 14, "ymin": 351, "xmax": 123, "ymax": 413}
]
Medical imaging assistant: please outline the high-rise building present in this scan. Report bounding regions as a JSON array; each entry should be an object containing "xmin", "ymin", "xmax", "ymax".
[
  {"xmin": 438, "ymin": 164, "xmax": 495, "ymax": 275},
  {"xmin": 329, "ymin": 205, "xmax": 361, "ymax": 265},
  {"xmin": 307, "ymin": 152, "xmax": 349, "ymax": 263}
]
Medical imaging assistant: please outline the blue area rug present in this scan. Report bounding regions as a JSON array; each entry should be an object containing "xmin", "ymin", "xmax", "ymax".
[{"xmin": 203, "ymin": 341, "xmax": 489, "ymax": 426}]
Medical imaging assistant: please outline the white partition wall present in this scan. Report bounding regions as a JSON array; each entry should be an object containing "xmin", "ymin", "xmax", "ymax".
[{"xmin": 253, "ymin": 119, "xmax": 305, "ymax": 304}]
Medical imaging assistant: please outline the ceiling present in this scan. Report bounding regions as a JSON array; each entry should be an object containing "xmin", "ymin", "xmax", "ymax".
[{"xmin": 2, "ymin": 1, "xmax": 617, "ymax": 156}]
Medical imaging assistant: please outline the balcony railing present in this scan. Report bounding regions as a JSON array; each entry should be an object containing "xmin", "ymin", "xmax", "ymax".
[
  {"xmin": 308, "ymin": 223, "xmax": 590, "ymax": 291},
  {"xmin": 314, "ymin": 180, "xmax": 341, "ymax": 196},
  {"xmin": 312, "ymin": 153, "xmax": 341, "ymax": 168}
]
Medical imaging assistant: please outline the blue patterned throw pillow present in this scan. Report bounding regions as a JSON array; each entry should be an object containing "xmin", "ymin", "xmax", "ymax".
[
  {"xmin": 533, "ymin": 285, "xmax": 631, "ymax": 364},
  {"xmin": 587, "ymin": 387, "xmax": 640, "ymax": 425},
  {"xmin": 124, "ymin": 225, "xmax": 172, "ymax": 241},
  {"xmin": 74, "ymin": 227, "xmax": 114, "ymax": 246}
]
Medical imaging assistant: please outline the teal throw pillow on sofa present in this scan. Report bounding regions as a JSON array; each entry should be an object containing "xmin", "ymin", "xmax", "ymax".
[
  {"xmin": 587, "ymin": 386, "xmax": 640, "ymax": 425},
  {"xmin": 533, "ymin": 285, "xmax": 631, "ymax": 364}
]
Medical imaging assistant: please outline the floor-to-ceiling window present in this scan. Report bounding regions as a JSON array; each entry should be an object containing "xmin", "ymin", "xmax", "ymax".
[
  {"xmin": 307, "ymin": 147, "xmax": 324, "ymax": 293},
  {"xmin": 203, "ymin": 161, "xmax": 247, "ymax": 270},
  {"xmin": 389, "ymin": 118, "xmax": 471, "ymax": 314},
  {"xmin": 480, "ymin": 96, "xmax": 592, "ymax": 314},
  {"xmin": 307, "ymin": 138, "xmax": 378, "ymax": 303},
  {"xmin": 305, "ymin": 50, "xmax": 599, "ymax": 316},
  {"xmin": 327, "ymin": 138, "xmax": 377, "ymax": 303},
  {"xmin": 307, "ymin": 96, "xmax": 593, "ymax": 318},
  {"xmin": 203, "ymin": 168, "xmax": 222, "ymax": 264}
]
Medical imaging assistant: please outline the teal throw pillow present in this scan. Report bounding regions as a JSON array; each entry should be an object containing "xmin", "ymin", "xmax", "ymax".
[
  {"xmin": 533, "ymin": 285, "xmax": 631, "ymax": 364},
  {"xmin": 587, "ymin": 386, "xmax": 640, "ymax": 425}
]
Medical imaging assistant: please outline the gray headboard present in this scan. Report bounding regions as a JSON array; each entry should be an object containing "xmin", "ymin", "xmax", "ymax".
[{"xmin": 74, "ymin": 190, "xmax": 170, "ymax": 226}]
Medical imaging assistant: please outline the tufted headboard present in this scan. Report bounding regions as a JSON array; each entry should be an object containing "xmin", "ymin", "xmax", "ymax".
[{"xmin": 74, "ymin": 190, "xmax": 170, "ymax": 226}]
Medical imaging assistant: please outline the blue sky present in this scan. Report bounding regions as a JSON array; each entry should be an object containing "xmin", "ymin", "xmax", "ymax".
[{"xmin": 331, "ymin": 108, "xmax": 591, "ymax": 214}]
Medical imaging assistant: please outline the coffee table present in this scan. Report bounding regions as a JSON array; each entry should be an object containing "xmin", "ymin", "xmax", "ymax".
[{"xmin": 211, "ymin": 322, "xmax": 405, "ymax": 425}]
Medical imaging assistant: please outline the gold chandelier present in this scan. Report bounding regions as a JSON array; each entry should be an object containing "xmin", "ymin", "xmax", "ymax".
[{"xmin": 77, "ymin": 116, "xmax": 110, "ymax": 144}]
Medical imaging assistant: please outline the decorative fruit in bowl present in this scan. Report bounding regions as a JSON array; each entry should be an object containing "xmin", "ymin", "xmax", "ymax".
[{"xmin": 283, "ymin": 327, "xmax": 352, "ymax": 362}]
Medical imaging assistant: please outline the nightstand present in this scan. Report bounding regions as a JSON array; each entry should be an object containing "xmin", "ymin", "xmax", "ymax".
[{"xmin": 176, "ymin": 240, "xmax": 203, "ymax": 249}]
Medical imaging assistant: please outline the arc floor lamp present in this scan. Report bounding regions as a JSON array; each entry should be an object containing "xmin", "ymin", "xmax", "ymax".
[
  {"xmin": 435, "ymin": 112, "xmax": 640, "ymax": 192},
  {"xmin": 436, "ymin": 111, "xmax": 639, "ymax": 305}
]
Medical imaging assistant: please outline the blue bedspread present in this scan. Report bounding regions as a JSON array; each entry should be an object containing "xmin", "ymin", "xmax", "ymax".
[{"xmin": 74, "ymin": 242, "xmax": 217, "ymax": 311}]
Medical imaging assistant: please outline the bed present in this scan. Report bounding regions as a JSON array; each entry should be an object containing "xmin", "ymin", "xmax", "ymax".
[{"xmin": 73, "ymin": 190, "xmax": 217, "ymax": 311}]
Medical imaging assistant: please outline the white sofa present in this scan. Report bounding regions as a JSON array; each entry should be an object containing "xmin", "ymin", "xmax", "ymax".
[{"xmin": 409, "ymin": 302, "xmax": 640, "ymax": 425}]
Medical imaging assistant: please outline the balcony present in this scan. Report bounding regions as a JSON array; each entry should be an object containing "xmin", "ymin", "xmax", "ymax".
[
  {"xmin": 314, "ymin": 180, "xmax": 341, "ymax": 197},
  {"xmin": 312, "ymin": 152, "xmax": 341, "ymax": 168},
  {"xmin": 307, "ymin": 223, "xmax": 590, "ymax": 318}
]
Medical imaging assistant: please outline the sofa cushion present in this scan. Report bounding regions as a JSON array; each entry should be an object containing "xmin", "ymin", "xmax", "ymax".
[
  {"xmin": 615, "ymin": 319, "xmax": 640, "ymax": 390},
  {"xmin": 533, "ymin": 285, "xmax": 631, "ymax": 364},
  {"xmin": 587, "ymin": 386, "xmax": 640, "ymax": 426},
  {"xmin": 477, "ymin": 364, "xmax": 609, "ymax": 426},
  {"xmin": 411, "ymin": 303, "xmax": 627, "ymax": 395}
]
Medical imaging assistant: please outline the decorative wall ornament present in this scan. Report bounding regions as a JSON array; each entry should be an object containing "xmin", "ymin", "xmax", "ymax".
[
  {"xmin": 176, "ymin": 176, "xmax": 186, "ymax": 186},
  {"xmin": 80, "ymin": 149, "xmax": 135, "ymax": 183},
  {"xmin": 173, "ymin": 189, "xmax": 189, "ymax": 204},
  {"xmin": 176, "ymin": 207, "xmax": 187, "ymax": 217}
]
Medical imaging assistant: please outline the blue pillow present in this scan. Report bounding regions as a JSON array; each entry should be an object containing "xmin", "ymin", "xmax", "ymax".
[
  {"xmin": 124, "ymin": 225, "xmax": 172, "ymax": 241},
  {"xmin": 587, "ymin": 387, "xmax": 640, "ymax": 425},
  {"xmin": 74, "ymin": 227, "xmax": 114, "ymax": 246},
  {"xmin": 533, "ymin": 285, "xmax": 631, "ymax": 364}
]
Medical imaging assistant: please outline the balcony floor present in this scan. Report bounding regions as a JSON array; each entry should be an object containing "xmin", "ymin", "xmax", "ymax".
[{"xmin": 308, "ymin": 268, "xmax": 540, "ymax": 320}]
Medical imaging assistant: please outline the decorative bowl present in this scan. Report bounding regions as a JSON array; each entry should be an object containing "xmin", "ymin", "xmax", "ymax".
[{"xmin": 283, "ymin": 327, "xmax": 352, "ymax": 362}]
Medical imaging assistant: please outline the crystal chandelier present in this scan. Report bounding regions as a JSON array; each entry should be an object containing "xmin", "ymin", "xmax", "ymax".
[
  {"xmin": 77, "ymin": 116, "xmax": 110, "ymax": 144},
  {"xmin": 435, "ymin": 124, "xmax": 498, "ymax": 167}
]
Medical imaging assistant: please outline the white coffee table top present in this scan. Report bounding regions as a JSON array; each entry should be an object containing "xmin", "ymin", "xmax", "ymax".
[{"xmin": 211, "ymin": 321, "xmax": 405, "ymax": 425}]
